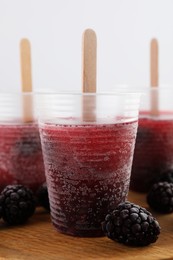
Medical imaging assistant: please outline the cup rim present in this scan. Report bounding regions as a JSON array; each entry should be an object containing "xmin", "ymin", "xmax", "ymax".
[{"xmin": 0, "ymin": 91, "xmax": 142, "ymax": 97}]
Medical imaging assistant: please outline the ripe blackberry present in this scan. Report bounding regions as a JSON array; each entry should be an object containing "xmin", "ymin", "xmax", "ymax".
[
  {"xmin": 36, "ymin": 183, "xmax": 50, "ymax": 211},
  {"xmin": 102, "ymin": 201, "xmax": 160, "ymax": 246},
  {"xmin": 0, "ymin": 184, "xmax": 36, "ymax": 225},
  {"xmin": 147, "ymin": 182, "xmax": 173, "ymax": 213}
]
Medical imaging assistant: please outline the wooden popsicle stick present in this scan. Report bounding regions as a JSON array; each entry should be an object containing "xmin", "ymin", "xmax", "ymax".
[
  {"xmin": 20, "ymin": 38, "xmax": 33, "ymax": 122},
  {"xmin": 150, "ymin": 38, "xmax": 159, "ymax": 116},
  {"xmin": 82, "ymin": 29, "xmax": 97, "ymax": 92},
  {"xmin": 150, "ymin": 38, "xmax": 159, "ymax": 87},
  {"xmin": 20, "ymin": 38, "xmax": 33, "ymax": 92},
  {"xmin": 82, "ymin": 29, "xmax": 97, "ymax": 122}
]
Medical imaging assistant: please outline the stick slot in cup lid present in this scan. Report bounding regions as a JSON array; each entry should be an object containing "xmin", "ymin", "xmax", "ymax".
[
  {"xmin": 82, "ymin": 29, "xmax": 97, "ymax": 122},
  {"xmin": 20, "ymin": 38, "xmax": 33, "ymax": 122}
]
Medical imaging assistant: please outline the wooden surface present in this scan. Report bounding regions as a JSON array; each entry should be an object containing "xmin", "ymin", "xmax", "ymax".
[{"xmin": 1, "ymin": 191, "xmax": 173, "ymax": 260}]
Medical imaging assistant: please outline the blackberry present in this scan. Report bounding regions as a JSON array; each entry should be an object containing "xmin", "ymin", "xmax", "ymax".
[
  {"xmin": 0, "ymin": 185, "xmax": 36, "ymax": 225},
  {"xmin": 13, "ymin": 135, "xmax": 41, "ymax": 157},
  {"xmin": 147, "ymin": 182, "xmax": 173, "ymax": 213},
  {"xmin": 36, "ymin": 183, "xmax": 50, "ymax": 211},
  {"xmin": 102, "ymin": 201, "xmax": 160, "ymax": 246}
]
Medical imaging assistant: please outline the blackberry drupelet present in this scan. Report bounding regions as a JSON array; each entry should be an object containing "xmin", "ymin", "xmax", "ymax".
[
  {"xmin": 0, "ymin": 184, "xmax": 36, "ymax": 225},
  {"xmin": 102, "ymin": 201, "xmax": 160, "ymax": 246},
  {"xmin": 147, "ymin": 181, "xmax": 173, "ymax": 213},
  {"xmin": 36, "ymin": 183, "xmax": 50, "ymax": 211}
]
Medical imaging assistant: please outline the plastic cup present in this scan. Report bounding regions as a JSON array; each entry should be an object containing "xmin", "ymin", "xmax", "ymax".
[
  {"xmin": 0, "ymin": 92, "xmax": 45, "ymax": 193},
  {"xmin": 38, "ymin": 92, "xmax": 140, "ymax": 237},
  {"xmin": 131, "ymin": 87, "xmax": 173, "ymax": 192}
]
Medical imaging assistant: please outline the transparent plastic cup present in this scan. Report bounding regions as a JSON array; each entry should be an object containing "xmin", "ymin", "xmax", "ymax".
[
  {"xmin": 38, "ymin": 92, "xmax": 140, "ymax": 237},
  {"xmin": 0, "ymin": 92, "xmax": 45, "ymax": 193},
  {"xmin": 131, "ymin": 87, "xmax": 173, "ymax": 192}
]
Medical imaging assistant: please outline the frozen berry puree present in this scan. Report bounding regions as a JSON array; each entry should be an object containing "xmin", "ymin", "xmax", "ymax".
[
  {"xmin": 40, "ymin": 119, "xmax": 138, "ymax": 237},
  {"xmin": 0, "ymin": 123, "xmax": 45, "ymax": 192}
]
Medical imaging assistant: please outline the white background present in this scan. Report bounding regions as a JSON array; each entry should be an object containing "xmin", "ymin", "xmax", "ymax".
[{"xmin": 0, "ymin": 0, "xmax": 173, "ymax": 92}]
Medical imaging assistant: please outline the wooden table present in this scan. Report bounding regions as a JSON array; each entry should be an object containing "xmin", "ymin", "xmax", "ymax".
[{"xmin": 1, "ymin": 191, "xmax": 173, "ymax": 260}]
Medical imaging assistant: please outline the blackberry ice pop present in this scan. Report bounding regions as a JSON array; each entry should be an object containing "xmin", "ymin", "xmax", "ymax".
[
  {"xmin": 130, "ymin": 39, "xmax": 173, "ymax": 192},
  {"xmin": 0, "ymin": 39, "xmax": 45, "ymax": 192},
  {"xmin": 38, "ymin": 30, "xmax": 140, "ymax": 237}
]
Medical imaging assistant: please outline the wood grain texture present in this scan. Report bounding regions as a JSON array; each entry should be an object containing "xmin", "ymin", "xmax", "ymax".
[{"xmin": 1, "ymin": 191, "xmax": 173, "ymax": 260}]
